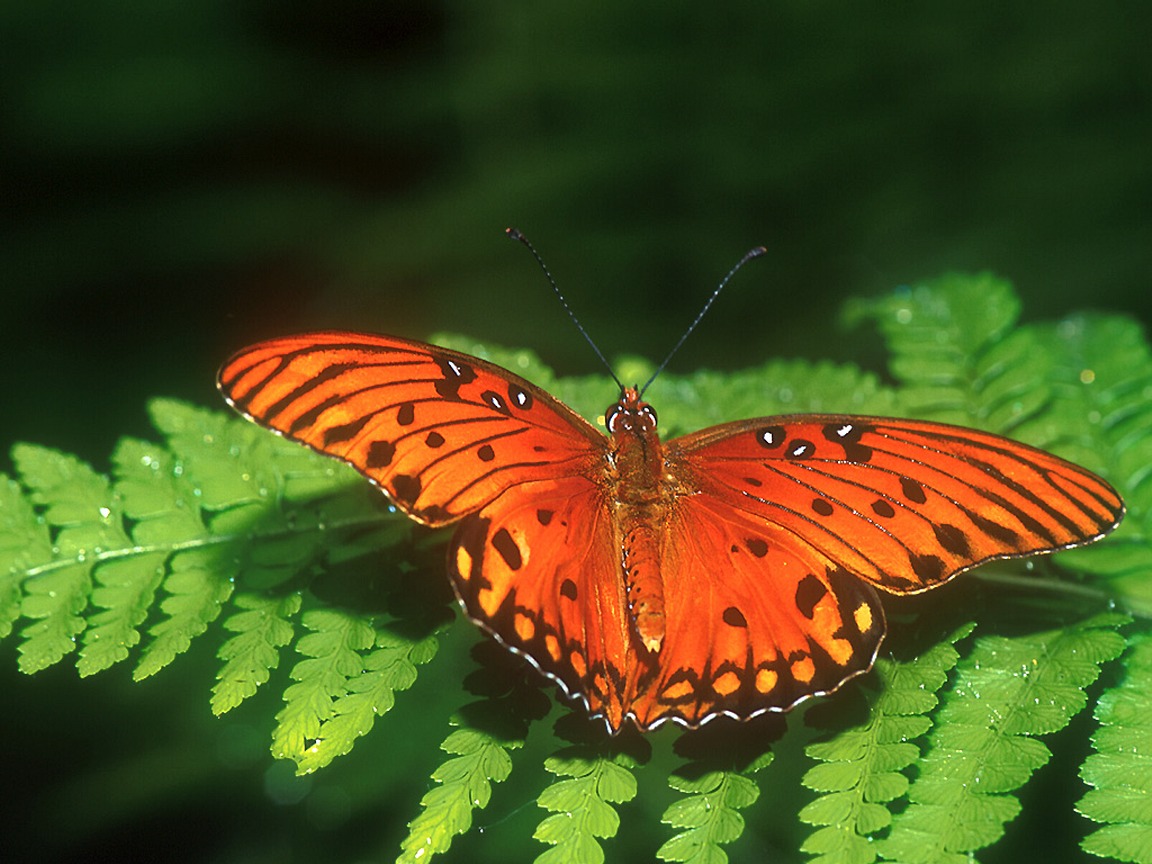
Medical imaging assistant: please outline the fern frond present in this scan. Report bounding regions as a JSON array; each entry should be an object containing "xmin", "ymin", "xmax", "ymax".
[
  {"xmin": 1028, "ymin": 315, "xmax": 1152, "ymax": 611},
  {"xmin": 294, "ymin": 624, "xmax": 439, "ymax": 773},
  {"xmin": 400, "ymin": 726, "xmax": 518, "ymax": 864},
  {"xmin": 0, "ymin": 474, "xmax": 51, "ymax": 640},
  {"xmin": 877, "ymin": 613, "xmax": 1128, "ymax": 863},
  {"xmin": 799, "ymin": 625, "xmax": 972, "ymax": 864},
  {"xmin": 648, "ymin": 359, "xmax": 900, "ymax": 437},
  {"xmin": 0, "ymin": 274, "xmax": 1143, "ymax": 863},
  {"xmin": 134, "ymin": 549, "xmax": 236, "ymax": 679},
  {"xmin": 1079, "ymin": 631, "xmax": 1152, "ymax": 863},
  {"xmin": 400, "ymin": 642, "xmax": 544, "ymax": 864},
  {"xmin": 657, "ymin": 751, "xmax": 771, "ymax": 864},
  {"xmin": 12, "ymin": 443, "xmax": 126, "ymax": 672},
  {"xmin": 848, "ymin": 273, "xmax": 1040, "ymax": 427},
  {"xmin": 534, "ymin": 746, "xmax": 641, "ymax": 864},
  {"xmin": 212, "ymin": 589, "xmax": 302, "ymax": 715},
  {"xmin": 271, "ymin": 607, "xmax": 376, "ymax": 763}
]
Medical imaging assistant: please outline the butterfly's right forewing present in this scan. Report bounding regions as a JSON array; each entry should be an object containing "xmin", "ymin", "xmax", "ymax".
[{"xmin": 218, "ymin": 332, "xmax": 605, "ymax": 526}]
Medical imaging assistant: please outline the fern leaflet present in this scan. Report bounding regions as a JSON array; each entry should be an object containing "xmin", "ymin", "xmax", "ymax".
[
  {"xmin": 877, "ymin": 613, "xmax": 1128, "ymax": 863},
  {"xmin": 271, "ymin": 607, "xmax": 376, "ymax": 764},
  {"xmin": 534, "ymin": 747, "xmax": 641, "ymax": 864},
  {"xmin": 12, "ymin": 443, "xmax": 124, "ymax": 672},
  {"xmin": 657, "ymin": 753, "xmax": 771, "ymax": 864},
  {"xmin": 399, "ymin": 639, "xmax": 546, "ymax": 863},
  {"xmin": 294, "ymin": 624, "xmax": 439, "ymax": 773},
  {"xmin": 800, "ymin": 625, "xmax": 972, "ymax": 864},
  {"xmin": 1079, "ymin": 631, "xmax": 1152, "ymax": 863},
  {"xmin": 212, "ymin": 589, "xmax": 302, "ymax": 714}
]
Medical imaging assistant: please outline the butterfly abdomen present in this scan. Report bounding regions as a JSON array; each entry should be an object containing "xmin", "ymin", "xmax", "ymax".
[{"xmin": 606, "ymin": 388, "xmax": 687, "ymax": 657}]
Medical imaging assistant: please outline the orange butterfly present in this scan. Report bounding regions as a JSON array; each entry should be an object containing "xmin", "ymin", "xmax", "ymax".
[{"xmin": 218, "ymin": 332, "xmax": 1124, "ymax": 732}]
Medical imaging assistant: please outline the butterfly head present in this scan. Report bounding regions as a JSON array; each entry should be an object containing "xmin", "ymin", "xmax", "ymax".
[{"xmin": 605, "ymin": 387, "xmax": 658, "ymax": 435}]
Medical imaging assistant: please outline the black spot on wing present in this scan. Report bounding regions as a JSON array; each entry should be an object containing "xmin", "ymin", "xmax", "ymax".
[
  {"xmin": 900, "ymin": 477, "xmax": 928, "ymax": 505},
  {"xmin": 756, "ymin": 425, "xmax": 786, "ymax": 449},
  {"xmin": 822, "ymin": 421, "xmax": 875, "ymax": 462},
  {"xmin": 910, "ymin": 553, "xmax": 946, "ymax": 582},
  {"xmin": 391, "ymin": 473, "xmax": 421, "ymax": 506},
  {"xmin": 434, "ymin": 357, "xmax": 477, "ymax": 400},
  {"xmin": 745, "ymin": 538, "xmax": 769, "ymax": 558},
  {"xmin": 812, "ymin": 498, "xmax": 834, "ymax": 517},
  {"xmin": 560, "ymin": 578, "xmax": 578, "ymax": 601},
  {"xmin": 366, "ymin": 440, "xmax": 396, "ymax": 468},
  {"xmin": 509, "ymin": 385, "xmax": 534, "ymax": 410},
  {"xmin": 722, "ymin": 606, "xmax": 748, "ymax": 627},
  {"xmin": 871, "ymin": 499, "xmax": 895, "ymax": 518},
  {"xmin": 492, "ymin": 528, "xmax": 523, "ymax": 571},
  {"xmin": 425, "ymin": 431, "xmax": 445, "ymax": 448},
  {"xmin": 795, "ymin": 574, "xmax": 828, "ymax": 620},
  {"xmin": 482, "ymin": 390, "xmax": 510, "ymax": 415},
  {"xmin": 477, "ymin": 444, "xmax": 495, "ymax": 462},
  {"xmin": 787, "ymin": 440, "xmax": 816, "ymax": 460},
  {"xmin": 933, "ymin": 523, "xmax": 971, "ymax": 557},
  {"xmin": 397, "ymin": 403, "xmax": 415, "ymax": 426},
  {"xmin": 536, "ymin": 509, "xmax": 554, "ymax": 525}
]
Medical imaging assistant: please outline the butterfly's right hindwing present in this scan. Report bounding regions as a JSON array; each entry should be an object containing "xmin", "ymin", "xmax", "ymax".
[{"xmin": 448, "ymin": 475, "xmax": 637, "ymax": 731}]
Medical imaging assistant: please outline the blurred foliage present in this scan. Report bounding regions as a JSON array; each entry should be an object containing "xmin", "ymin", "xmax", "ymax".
[{"xmin": 3, "ymin": 3, "xmax": 1151, "ymax": 863}]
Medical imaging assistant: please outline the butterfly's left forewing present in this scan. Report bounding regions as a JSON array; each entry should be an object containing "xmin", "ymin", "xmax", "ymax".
[{"xmin": 668, "ymin": 415, "xmax": 1124, "ymax": 595}]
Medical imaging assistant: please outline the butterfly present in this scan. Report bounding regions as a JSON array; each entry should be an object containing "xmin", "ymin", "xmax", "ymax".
[{"xmin": 218, "ymin": 331, "xmax": 1124, "ymax": 733}]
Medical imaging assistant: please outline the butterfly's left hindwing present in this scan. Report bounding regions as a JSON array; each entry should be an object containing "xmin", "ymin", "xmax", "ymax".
[
  {"xmin": 218, "ymin": 332, "xmax": 605, "ymax": 526},
  {"xmin": 631, "ymin": 492, "xmax": 885, "ymax": 729}
]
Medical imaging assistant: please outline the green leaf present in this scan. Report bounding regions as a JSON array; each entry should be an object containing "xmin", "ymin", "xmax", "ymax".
[
  {"xmin": 1025, "ymin": 315, "xmax": 1152, "ymax": 612},
  {"xmin": 800, "ymin": 627, "xmax": 969, "ymax": 864},
  {"xmin": 878, "ymin": 614, "xmax": 1128, "ymax": 863},
  {"xmin": 0, "ymin": 474, "xmax": 51, "ymax": 640},
  {"xmin": 12, "ymin": 444, "xmax": 125, "ymax": 672},
  {"xmin": 657, "ymin": 745, "xmax": 772, "ymax": 864},
  {"xmin": 271, "ymin": 607, "xmax": 376, "ymax": 765},
  {"xmin": 1080, "ymin": 632, "xmax": 1152, "ymax": 862},
  {"xmin": 212, "ymin": 590, "xmax": 302, "ymax": 715},
  {"xmin": 399, "ymin": 726, "xmax": 521, "ymax": 864},
  {"xmin": 535, "ymin": 748, "xmax": 640, "ymax": 864},
  {"xmin": 294, "ymin": 625, "xmax": 439, "ymax": 773},
  {"xmin": 848, "ymin": 273, "xmax": 1029, "ymax": 426},
  {"xmin": 134, "ymin": 547, "xmax": 235, "ymax": 679}
]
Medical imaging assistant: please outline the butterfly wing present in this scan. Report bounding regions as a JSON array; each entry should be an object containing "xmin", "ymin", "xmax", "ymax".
[
  {"xmin": 666, "ymin": 415, "xmax": 1124, "ymax": 594},
  {"xmin": 628, "ymin": 492, "xmax": 885, "ymax": 728},
  {"xmin": 622, "ymin": 414, "xmax": 1124, "ymax": 729},
  {"xmin": 218, "ymin": 332, "xmax": 606, "ymax": 526},
  {"xmin": 448, "ymin": 475, "xmax": 638, "ymax": 730}
]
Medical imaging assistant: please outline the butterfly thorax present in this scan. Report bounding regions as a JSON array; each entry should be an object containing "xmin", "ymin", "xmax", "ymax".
[{"xmin": 605, "ymin": 387, "xmax": 679, "ymax": 655}]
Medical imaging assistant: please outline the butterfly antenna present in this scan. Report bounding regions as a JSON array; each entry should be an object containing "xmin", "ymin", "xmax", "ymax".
[
  {"xmin": 506, "ymin": 227, "xmax": 624, "ymax": 391},
  {"xmin": 640, "ymin": 245, "xmax": 768, "ymax": 395}
]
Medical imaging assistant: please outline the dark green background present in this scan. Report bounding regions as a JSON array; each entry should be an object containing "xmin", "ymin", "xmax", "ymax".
[{"xmin": 3, "ymin": 3, "xmax": 1149, "ymax": 862}]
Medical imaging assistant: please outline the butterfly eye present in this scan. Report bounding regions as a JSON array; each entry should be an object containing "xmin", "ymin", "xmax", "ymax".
[
  {"xmin": 605, "ymin": 404, "xmax": 623, "ymax": 433},
  {"xmin": 640, "ymin": 404, "xmax": 658, "ymax": 430}
]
